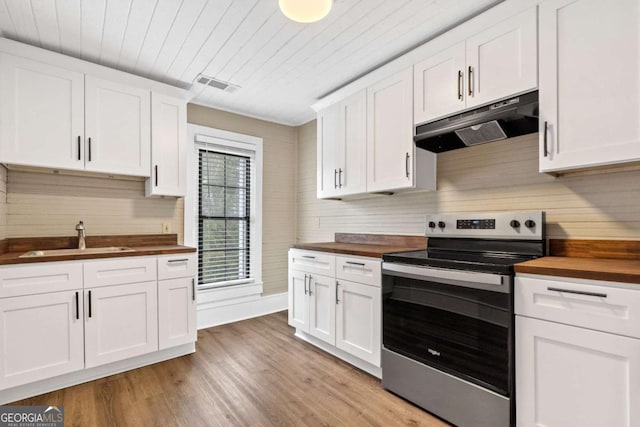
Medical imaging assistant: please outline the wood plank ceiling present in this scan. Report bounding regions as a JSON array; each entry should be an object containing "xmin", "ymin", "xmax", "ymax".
[{"xmin": 0, "ymin": 0, "xmax": 499, "ymax": 126}]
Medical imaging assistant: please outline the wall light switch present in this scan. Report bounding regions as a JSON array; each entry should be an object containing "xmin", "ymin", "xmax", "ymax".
[{"xmin": 162, "ymin": 223, "xmax": 171, "ymax": 234}]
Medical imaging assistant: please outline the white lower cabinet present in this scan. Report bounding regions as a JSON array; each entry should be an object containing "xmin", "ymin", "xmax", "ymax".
[
  {"xmin": 0, "ymin": 253, "xmax": 197, "ymax": 395},
  {"xmin": 84, "ymin": 281, "xmax": 158, "ymax": 368},
  {"xmin": 0, "ymin": 290, "xmax": 84, "ymax": 389},
  {"xmin": 336, "ymin": 279, "xmax": 380, "ymax": 366},
  {"xmin": 288, "ymin": 249, "xmax": 381, "ymax": 370},
  {"xmin": 515, "ymin": 274, "xmax": 640, "ymax": 427}
]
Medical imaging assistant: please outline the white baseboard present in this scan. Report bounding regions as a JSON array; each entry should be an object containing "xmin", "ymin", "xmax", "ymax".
[
  {"xmin": 294, "ymin": 330, "xmax": 382, "ymax": 379},
  {"xmin": 0, "ymin": 343, "xmax": 195, "ymax": 405},
  {"xmin": 197, "ymin": 291, "xmax": 288, "ymax": 329}
]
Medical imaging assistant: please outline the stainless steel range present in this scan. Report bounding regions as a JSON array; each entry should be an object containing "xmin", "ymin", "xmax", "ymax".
[{"xmin": 381, "ymin": 211, "xmax": 545, "ymax": 427}]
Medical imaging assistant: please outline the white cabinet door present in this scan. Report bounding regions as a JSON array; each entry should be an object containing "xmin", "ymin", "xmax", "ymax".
[
  {"xmin": 0, "ymin": 290, "xmax": 84, "ymax": 390},
  {"xmin": 337, "ymin": 90, "xmax": 367, "ymax": 196},
  {"xmin": 366, "ymin": 68, "xmax": 415, "ymax": 192},
  {"xmin": 288, "ymin": 270, "xmax": 309, "ymax": 331},
  {"xmin": 84, "ymin": 281, "xmax": 158, "ymax": 368},
  {"xmin": 147, "ymin": 93, "xmax": 187, "ymax": 197},
  {"xmin": 336, "ymin": 279, "xmax": 381, "ymax": 366},
  {"xmin": 517, "ymin": 316, "xmax": 640, "ymax": 427},
  {"xmin": 85, "ymin": 76, "xmax": 151, "ymax": 176},
  {"xmin": 317, "ymin": 103, "xmax": 340, "ymax": 199},
  {"xmin": 539, "ymin": 0, "xmax": 640, "ymax": 172},
  {"xmin": 413, "ymin": 42, "xmax": 466, "ymax": 124},
  {"xmin": 308, "ymin": 273, "xmax": 336, "ymax": 345},
  {"xmin": 466, "ymin": 7, "xmax": 537, "ymax": 108},
  {"xmin": 0, "ymin": 53, "xmax": 85, "ymax": 170},
  {"xmin": 158, "ymin": 277, "xmax": 196, "ymax": 350}
]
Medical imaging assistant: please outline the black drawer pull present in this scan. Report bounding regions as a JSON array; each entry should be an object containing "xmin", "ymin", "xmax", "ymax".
[
  {"xmin": 88, "ymin": 290, "xmax": 92, "ymax": 318},
  {"xmin": 547, "ymin": 287, "xmax": 607, "ymax": 298},
  {"xmin": 345, "ymin": 261, "xmax": 366, "ymax": 267},
  {"xmin": 301, "ymin": 255, "xmax": 316, "ymax": 259},
  {"xmin": 75, "ymin": 291, "xmax": 79, "ymax": 320},
  {"xmin": 168, "ymin": 258, "xmax": 189, "ymax": 263}
]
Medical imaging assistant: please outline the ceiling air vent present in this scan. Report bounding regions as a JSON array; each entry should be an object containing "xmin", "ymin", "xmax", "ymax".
[{"xmin": 195, "ymin": 74, "xmax": 240, "ymax": 93}]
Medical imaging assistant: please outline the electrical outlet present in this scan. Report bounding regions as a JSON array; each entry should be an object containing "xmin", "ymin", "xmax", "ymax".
[{"xmin": 162, "ymin": 223, "xmax": 171, "ymax": 234}]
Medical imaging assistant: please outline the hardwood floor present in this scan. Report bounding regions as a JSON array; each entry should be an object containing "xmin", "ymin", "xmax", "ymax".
[{"xmin": 12, "ymin": 311, "xmax": 450, "ymax": 426}]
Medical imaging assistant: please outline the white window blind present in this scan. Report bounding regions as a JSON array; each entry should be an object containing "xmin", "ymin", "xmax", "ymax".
[{"xmin": 198, "ymin": 147, "xmax": 253, "ymax": 288}]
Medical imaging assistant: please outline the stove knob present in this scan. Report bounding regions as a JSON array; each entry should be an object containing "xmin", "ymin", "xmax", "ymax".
[
  {"xmin": 438, "ymin": 221, "xmax": 446, "ymax": 229},
  {"xmin": 428, "ymin": 221, "xmax": 436, "ymax": 229},
  {"xmin": 510, "ymin": 220, "xmax": 521, "ymax": 228},
  {"xmin": 524, "ymin": 219, "xmax": 536, "ymax": 228}
]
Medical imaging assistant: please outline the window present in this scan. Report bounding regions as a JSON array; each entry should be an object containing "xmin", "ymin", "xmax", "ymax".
[
  {"xmin": 186, "ymin": 125, "xmax": 263, "ymax": 292},
  {"xmin": 198, "ymin": 150, "xmax": 251, "ymax": 286}
]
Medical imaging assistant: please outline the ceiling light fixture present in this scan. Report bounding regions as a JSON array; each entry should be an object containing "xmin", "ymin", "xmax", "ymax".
[{"xmin": 278, "ymin": 0, "xmax": 333, "ymax": 23}]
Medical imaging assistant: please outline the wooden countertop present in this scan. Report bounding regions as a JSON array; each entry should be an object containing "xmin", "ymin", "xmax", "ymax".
[
  {"xmin": 515, "ymin": 257, "xmax": 640, "ymax": 284},
  {"xmin": 292, "ymin": 233, "xmax": 426, "ymax": 258},
  {"xmin": 0, "ymin": 234, "xmax": 196, "ymax": 265}
]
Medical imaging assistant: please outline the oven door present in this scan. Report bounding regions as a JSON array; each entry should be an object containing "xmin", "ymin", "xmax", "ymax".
[{"xmin": 382, "ymin": 262, "xmax": 513, "ymax": 396}]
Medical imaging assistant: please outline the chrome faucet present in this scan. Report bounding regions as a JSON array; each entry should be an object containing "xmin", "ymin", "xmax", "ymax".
[{"xmin": 75, "ymin": 220, "xmax": 86, "ymax": 250}]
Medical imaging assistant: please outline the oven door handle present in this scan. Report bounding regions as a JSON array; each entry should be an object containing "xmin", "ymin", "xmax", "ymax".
[{"xmin": 382, "ymin": 262, "xmax": 506, "ymax": 288}]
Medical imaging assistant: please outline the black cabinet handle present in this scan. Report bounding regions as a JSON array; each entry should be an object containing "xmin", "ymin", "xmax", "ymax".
[
  {"xmin": 168, "ymin": 258, "xmax": 189, "ymax": 263},
  {"xmin": 345, "ymin": 261, "xmax": 366, "ymax": 267},
  {"xmin": 338, "ymin": 168, "xmax": 343, "ymax": 188},
  {"xmin": 75, "ymin": 291, "xmax": 79, "ymax": 320},
  {"xmin": 335, "ymin": 281, "xmax": 340, "ymax": 304},
  {"xmin": 88, "ymin": 138, "xmax": 92, "ymax": 161},
  {"xmin": 308, "ymin": 275, "xmax": 313, "ymax": 296},
  {"xmin": 192, "ymin": 278, "xmax": 196, "ymax": 302},
  {"xmin": 155, "ymin": 165, "xmax": 158, "ymax": 187},
  {"xmin": 77, "ymin": 136, "xmax": 81, "ymax": 161},
  {"xmin": 468, "ymin": 66, "xmax": 473, "ymax": 96},
  {"xmin": 88, "ymin": 290, "xmax": 92, "ymax": 318},
  {"xmin": 547, "ymin": 287, "xmax": 607, "ymax": 298},
  {"xmin": 405, "ymin": 152, "xmax": 410, "ymax": 178},
  {"xmin": 301, "ymin": 255, "xmax": 316, "ymax": 259},
  {"xmin": 457, "ymin": 70, "xmax": 463, "ymax": 100},
  {"xmin": 543, "ymin": 121, "xmax": 549, "ymax": 157},
  {"xmin": 304, "ymin": 274, "xmax": 308, "ymax": 295}
]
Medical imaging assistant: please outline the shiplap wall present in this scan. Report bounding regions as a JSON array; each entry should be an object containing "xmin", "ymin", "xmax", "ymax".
[
  {"xmin": 6, "ymin": 171, "xmax": 184, "ymax": 242},
  {"xmin": 0, "ymin": 167, "xmax": 7, "ymax": 240},
  {"xmin": 187, "ymin": 103, "xmax": 297, "ymax": 296},
  {"xmin": 296, "ymin": 120, "xmax": 640, "ymax": 242}
]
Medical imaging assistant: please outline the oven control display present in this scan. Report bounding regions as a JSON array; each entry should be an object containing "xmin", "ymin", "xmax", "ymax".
[{"xmin": 457, "ymin": 219, "xmax": 496, "ymax": 229}]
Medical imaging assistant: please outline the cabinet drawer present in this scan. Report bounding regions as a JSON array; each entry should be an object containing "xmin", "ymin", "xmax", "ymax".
[
  {"xmin": 158, "ymin": 254, "xmax": 196, "ymax": 280},
  {"xmin": 336, "ymin": 256, "xmax": 381, "ymax": 287},
  {"xmin": 0, "ymin": 262, "xmax": 82, "ymax": 298},
  {"xmin": 515, "ymin": 275, "xmax": 640, "ymax": 339},
  {"xmin": 84, "ymin": 257, "xmax": 157, "ymax": 288},
  {"xmin": 289, "ymin": 250, "xmax": 335, "ymax": 276}
]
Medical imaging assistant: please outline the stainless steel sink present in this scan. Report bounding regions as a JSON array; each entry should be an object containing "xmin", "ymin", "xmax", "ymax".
[{"xmin": 19, "ymin": 247, "xmax": 136, "ymax": 258}]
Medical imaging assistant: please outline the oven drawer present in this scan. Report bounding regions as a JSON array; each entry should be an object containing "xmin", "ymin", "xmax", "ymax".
[
  {"xmin": 515, "ymin": 275, "xmax": 640, "ymax": 339},
  {"xmin": 336, "ymin": 256, "xmax": 381, "ymax": 287},
  {"xmin": 289, "ymin": 249, "xmax": 335, "ymax": 276}
]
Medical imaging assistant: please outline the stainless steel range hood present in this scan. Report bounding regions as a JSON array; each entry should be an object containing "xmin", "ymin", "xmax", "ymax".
[{"xmin": 414, "ymin": 91, "xmax": 538, "ymax": 153}]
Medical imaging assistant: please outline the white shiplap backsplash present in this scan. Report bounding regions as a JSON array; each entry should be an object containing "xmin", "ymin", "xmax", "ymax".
[{"xmin": 296, "ymin": 120, "xmax": 640, "ymax": 243}]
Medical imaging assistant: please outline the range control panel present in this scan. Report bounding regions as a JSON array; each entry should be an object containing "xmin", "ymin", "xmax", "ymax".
[
  {"xmin": 456, "ymin": 219, "xmax": 496, "ymax": 229},
  {"xmin": 426, "ymin": 211, "xmax": 545, "ymax": 240}
]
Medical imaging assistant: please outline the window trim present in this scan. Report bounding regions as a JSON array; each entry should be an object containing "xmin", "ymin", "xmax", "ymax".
[{"xmin": 185, "ymin": 124, "xmax": 263, "ymax": 293}]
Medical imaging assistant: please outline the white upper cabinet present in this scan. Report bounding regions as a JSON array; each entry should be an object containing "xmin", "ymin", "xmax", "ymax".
[
  {"xmin": 337, "ymin": 91, "xmax": 367, "ymax": 196},
  {"xmin": 317, "ymin": 103, "xmax": 340, "ymax": 199},
  {"xmin": 367, "ymin": 68, "xmax": 436, "ymax": 193},
  {"xmin": 146, "ymin": 93, "xmax": 187, "ymax": 197},
  {"xmin": 317, "ymin": 90, "xmax": 369, "ymax": 199},
  {"xmin": 414, "ymin": 7, "xmax": 537, "ymax": 125},
  {"xmin": 0, "ymin": 53, "xmax": 85, "ymax": 170},
  {"xmin": 539, "ymin": 0, "xmax": 640, "ymax": 172},
  {"xmin": 85, "ymin": 77, "xmax": 151, "ymax": 176},
  {"xmin": 414, "ymin": 42, "xmax": 466, "ymax": 124}
]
